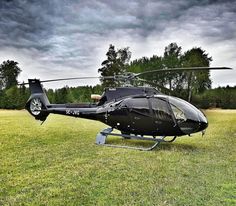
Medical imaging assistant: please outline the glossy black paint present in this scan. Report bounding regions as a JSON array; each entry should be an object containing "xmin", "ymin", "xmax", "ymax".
[
  {"xmin": 26, "ymin": 80, "xmax": 208, "ymax": 137},
  {"xmin": 95, "ymin": 94, "xmax": 208, "ymax": 136}
]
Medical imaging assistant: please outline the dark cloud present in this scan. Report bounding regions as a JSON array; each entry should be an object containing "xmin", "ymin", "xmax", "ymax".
[
  {"xmin": 0, "ymin": 0, "xmax": 54, "ymax": 50},
  {"xmin": 0, "ymin": 0, "xmax": 235, "ymax": 87}
]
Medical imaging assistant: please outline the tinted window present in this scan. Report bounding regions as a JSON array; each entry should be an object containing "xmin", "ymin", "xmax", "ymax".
[
  {"xmin": 151, "ymin": 98, "xmax": 172, "ymax": 121},
  {"xmin": 128, "ymin": 98, "xmax": 150, "ymax": 116},
  {"xmin": 168, "ymin": 97, "xmax": 199, "ymax": 122},
  {"xmin": 170, "ymin": 104, "xmax": 186, "ymax": 123}
]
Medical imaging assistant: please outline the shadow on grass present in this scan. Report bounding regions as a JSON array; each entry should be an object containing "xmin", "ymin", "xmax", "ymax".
[
  {"xmin": 157, "ymin": 142, "xmax": 201, "ymax": 152},
  {"xmin": 106, "ymin": 137, "xmax": 202, "ymax": 152}
]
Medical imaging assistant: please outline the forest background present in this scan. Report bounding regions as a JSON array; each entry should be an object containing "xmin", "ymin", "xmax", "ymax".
[{"xmin": 0, "ymin": 43, "xmax": 235, "ymax": 109}]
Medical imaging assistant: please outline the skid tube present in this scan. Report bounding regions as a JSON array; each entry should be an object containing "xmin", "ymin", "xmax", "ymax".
[{"xmin": 96, "ymin": 128, "xmax": 177, "ymax": 151}]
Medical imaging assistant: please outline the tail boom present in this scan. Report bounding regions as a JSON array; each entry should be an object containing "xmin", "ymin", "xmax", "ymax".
[{"xmin": 25, "ymin": 79, "xmax": 98, "ymax": 121}]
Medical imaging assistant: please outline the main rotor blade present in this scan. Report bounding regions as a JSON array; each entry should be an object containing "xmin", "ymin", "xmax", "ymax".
[
  {"xmin": 135, "ymin": 67, "xmax": 233, "ymax": 77},
  {"xmin": 40, "ymin": 76, "xmax": 100, "ymax": 83},
  {"xmin": 18, "ymin": 76, "xmax": 101, "ymax": 85},
  {"xmin": 18, "ymin": 75, "xmax": 120, "ymax": 85},
  {"xmin": 18, "ymin": 66, "xmax": 233, "ymax": 85}
]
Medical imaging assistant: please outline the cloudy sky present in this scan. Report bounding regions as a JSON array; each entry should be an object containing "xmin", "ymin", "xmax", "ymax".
[{"xmin": 0, "ymin": 0, "xmax": 235, "ymax": 88}]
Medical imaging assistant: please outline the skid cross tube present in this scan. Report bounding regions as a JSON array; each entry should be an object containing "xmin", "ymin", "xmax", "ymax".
[{"xmin": 96, "ymin": 128, "xmax": 177, "ymax": 151}]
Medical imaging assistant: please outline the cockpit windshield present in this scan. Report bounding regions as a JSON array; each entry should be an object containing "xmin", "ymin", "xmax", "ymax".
[
  {"xmin": 168, "ymin": 96, "xmax": 200, "ymax": 122},
  {"xmin": 168, "ymin": 96, "xmax": 208, "ymax": 134}
]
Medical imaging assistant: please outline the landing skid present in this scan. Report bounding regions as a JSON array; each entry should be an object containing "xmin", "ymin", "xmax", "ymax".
[{"xmin": 96, "ymin": 128, "xmax": 177, "ymax": 151}]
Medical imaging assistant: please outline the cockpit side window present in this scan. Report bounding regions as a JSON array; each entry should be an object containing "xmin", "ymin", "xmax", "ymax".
[
  {"xmin": 128, "ymin": 98, "xmax": 150, "ymax": 116},
  {"xmin": 151, "ymin": 98, "xmax": 172, "ymax": 121},
  {"xmin": 170, "ymin": 104, "xmax": 187, "ymax": 123}
]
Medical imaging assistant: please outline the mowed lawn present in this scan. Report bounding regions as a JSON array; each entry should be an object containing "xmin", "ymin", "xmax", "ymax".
[{"xmin": 0, "ymin": 110, "xmax": 235, "ymax": 206}]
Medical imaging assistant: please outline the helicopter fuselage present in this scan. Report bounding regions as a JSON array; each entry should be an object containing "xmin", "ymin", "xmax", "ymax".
[
  {"xmin": 26, "ymin": 81, "xmax": 208, "ymax": 137},
  {"xmin": 46, "ymin": 94, "xmax": 207, "ymax": 136}
]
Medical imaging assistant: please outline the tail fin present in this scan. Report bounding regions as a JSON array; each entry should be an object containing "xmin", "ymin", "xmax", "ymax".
[{"xmin": 25, "ymin": 79, "xmax": 50, "ymax": 121}]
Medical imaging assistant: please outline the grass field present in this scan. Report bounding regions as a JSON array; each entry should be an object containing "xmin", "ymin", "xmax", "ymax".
[{"xmin": 0, "ymin": 110, "xmax": 235, "ymax": 205}]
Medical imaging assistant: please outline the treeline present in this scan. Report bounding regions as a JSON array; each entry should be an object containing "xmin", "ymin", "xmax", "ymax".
[
  {"xmin": 0, "ymin": 43, "xmax": 235, "ymax": 109},
  {"xmin": 193, "ymin": 86, "xmax": 236, "ymax": 109},
  {"xmin": 0, "ymin": 84, "xmax": 235, "ymax": 109},
  {"xmin": 0, "ymin": 85, "xmax": 103, "ymax": 109},
  {"xmin": 0, "ymin": 86, "xmax": 29, "ymax": 109},
  {"xmin": 46, "ymin": 85, "xmax": 103, "ymax": 104}
]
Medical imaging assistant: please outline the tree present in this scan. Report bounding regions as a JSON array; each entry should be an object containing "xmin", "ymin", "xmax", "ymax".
[
  {"xmin": 98, "ymin": 44, "xmax": 131, "ymax": 87},
  {"xmin": 46, "ymin": 89, "xmax": 55, "ymax": 103},
  {"xmin": 162, "ymin": 43, "xmax": 183, "ymax": 91},
  {"xmin": 128, "ymin": 43, "xmax": 184, "ymax": 93},
  {"xmin": 127, "ymin": 43, "xmax": 213, "ymax": 100},
  {"xmin": 54, "ymin": 87, "xmax": 71, "ymax": 104},
  {"xmin": 0, "ymin": 60, "xmax": 21, "ymax": 89},
  {"xmin": 128, "ymin": 55, "xmax": 165, "ymax": 87},
  {"xmin": 181, "ymin": 48, "xmax": 212, "ymax": 101}
]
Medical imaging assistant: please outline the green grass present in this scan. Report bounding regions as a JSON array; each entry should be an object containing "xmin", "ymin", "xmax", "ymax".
[{"xmin": 0, "ymin": 110, "xmax": 235, "ymax": 206}]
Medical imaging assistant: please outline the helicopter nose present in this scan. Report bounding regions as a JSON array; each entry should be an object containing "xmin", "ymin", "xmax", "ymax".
[
  {"xmin": 197, "ymin": 112, "xmax": 208, "ymax": 132},
  {"xmin": 168, "ymin": 96, "xmax": 209, "ymax": 135},
  {"xmin": 199, "ymin": 121, "xmax": 208, "ymax": 131}
]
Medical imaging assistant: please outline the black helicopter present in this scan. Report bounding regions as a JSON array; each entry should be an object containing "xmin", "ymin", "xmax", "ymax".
[{"xmin": 24, "ymin": 67, "xmax": 232, "ymax": 150}]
